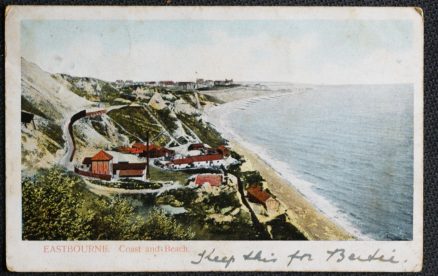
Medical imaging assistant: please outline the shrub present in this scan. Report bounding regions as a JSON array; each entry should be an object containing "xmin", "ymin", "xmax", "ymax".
[
  {"xmin": 142, "ymin": 208, "xmax": 195, "ymax": 240},
  {"xmin": 22, "ymin": 167, "xmax": 193, "ymax": 240},
  {"xmin": 241, "ymin": 171, "xmax": 265, "ymax": 187}
]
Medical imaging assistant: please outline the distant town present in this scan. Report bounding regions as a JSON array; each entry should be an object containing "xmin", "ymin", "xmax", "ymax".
[{"xmin": 112, "ymin": 78, "xmax": 235, "ymax": 91}]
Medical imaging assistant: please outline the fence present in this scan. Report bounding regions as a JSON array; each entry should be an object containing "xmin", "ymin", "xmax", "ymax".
[
  {"xmin": 74, "ymin": 167, "xmax": 112, "ymax": 181},
  {"xmin": 86, "ymin": 110, "xmax": 106, "ymax": 117}
]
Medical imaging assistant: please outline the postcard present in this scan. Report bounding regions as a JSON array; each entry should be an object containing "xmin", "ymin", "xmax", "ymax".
[{"xmin": 5, "ymin": 6, "xmax": 423, "ymax": 272}]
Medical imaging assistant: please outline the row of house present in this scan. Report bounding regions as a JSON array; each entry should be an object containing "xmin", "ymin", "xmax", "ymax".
[
  {"xmin": 112, "ymin": 79, "xmax": 234, "ymax": 90},
  {"xmin": 167, "ymin": 143, "xmax": 231, "ymax": 170},
  {"xmin": 116, "ymin": 141, "xmax": 231, "ymax": 171},
  {"xmin": 168, "ymin": 154, "xmax": 225, "ymax": 170},
  {"xmin": 188, "ymin": 143, "xmax": 230, "ymax": 155},
  {"xmin": 159, "ymin": 81, "xmax": 196, "ymax": 91},
  {"xmin": 117, "ymin": 142, "xmax": 175, "ymax": 158},
  {"xmin": 113, "ymin": 80, "xmax": 149, "ymax": 89}
]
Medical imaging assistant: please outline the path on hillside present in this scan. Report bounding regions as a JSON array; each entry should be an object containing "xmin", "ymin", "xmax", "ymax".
[
  {"xmin": 59, "ymin": 117, "xmax": 75, "ymax": 170},
  {"xmin": 59, "ymin": 107, "xmax": 123, "ymax": 170},
  {"xmin": 83, "ymin": 178, "xmax": 184, "ymax": 197}
]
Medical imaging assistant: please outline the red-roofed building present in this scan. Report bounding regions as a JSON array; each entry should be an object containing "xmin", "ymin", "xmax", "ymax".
[
  {"xmin": 188, "ymin": 143, "xmax": 206, "ymax": 151},
  {"xmin": 217, "ymin": 145, "xmax": 230, "ymax": 157},
  {"xmin": 113, "ymin": 162, "xmax": 147, "ymax": 180},
  {"xmin": 90, "ymin": 150, "xmax": 113, "ymax": 175},
  {"xmin": 91, "ymin": 150, "xmax": 113, "ymax": 161},
  {"xmin": 169, "ymin": 154, "xmax": 225, "ymax": 169},
  {"xmin": 82, "ymin": 157, "xmax": 92, "ymax": 166},
  {"xmin": 139, "ymin": 144, "xmax": 175, "ymax": 158},
  {"xmin": 194, "ymin": 174, "xmax": 223, "ymax": 187},
  {"xmin": 246, "ymin": 186, "xmax": 279, "ymax": 212},
  {"xmin": 118, "ymin": 142, "xmax": 174, "ymax": 158},
  {"xmin": 77, "ymin": 151, "xmax": 148, "ymax": 180},
  {"xmin": 117, "ymin": 146, "xmax": 143, "ymax": 154},
  {"xmin": 132, "ymin": 142, "xmax": 147, "ymax": 150}
]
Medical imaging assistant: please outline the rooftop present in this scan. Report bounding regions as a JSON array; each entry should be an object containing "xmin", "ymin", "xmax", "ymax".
[
  {"xmin": 91, "ymin": 150, "xmax": 113, "ymax": 161},
  {"xmin": 113, "ymin": 162, "xmax": 147, "ymax": 171},
  {"xmin": 195, "ymin": 174, "xmax": 222, "ymax": 187},
  {"xmin": 246, "ymin": 186, "xmax": 271, "ymax": 203},
  {"xmin": 171, "ymin": 154, "xmax": 223, "ymax": 165}
]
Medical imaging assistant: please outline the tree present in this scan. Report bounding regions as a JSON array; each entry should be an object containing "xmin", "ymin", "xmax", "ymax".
[
  {"xmin": 22, "ymin": 167, "xmax": 194, "ymax": 240},
  {"xmin": 142, "ymin": 208, "xmax": 194, "ymax": 240},
  {"xmin": 22, "ymin": 167, "xmax": 94, "ymax": 240}
]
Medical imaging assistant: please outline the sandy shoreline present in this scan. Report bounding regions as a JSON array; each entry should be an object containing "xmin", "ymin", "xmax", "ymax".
[
  {"xmin": 201, "ymin": 88, "xmax": 355, "ymax": 240},
  {"xmin": 230, "ymin": 140, "xmax": 355, "ymax": 240}
]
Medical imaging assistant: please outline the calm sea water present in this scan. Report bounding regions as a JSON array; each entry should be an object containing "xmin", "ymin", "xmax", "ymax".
[{"xmin": 210, "ymin": 84, "xmax": 413, "ymax": 240}]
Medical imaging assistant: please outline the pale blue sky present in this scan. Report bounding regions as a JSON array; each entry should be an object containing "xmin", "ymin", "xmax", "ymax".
[{"xmin": 21, "ymin": 20, "xmax": 414, "ymax": 84}]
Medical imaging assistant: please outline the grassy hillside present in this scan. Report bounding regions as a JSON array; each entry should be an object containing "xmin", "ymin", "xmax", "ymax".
[
  {"xmin": 107, "ymin": 106, "xmax": 170, "ymax": 145},
  {"xmin": 149, "ymin": 107, "xmax": 178, "ymax": 133},
  {"xmin": 177, "ymin": 113, "xmax": 225, "ymax": 147}
]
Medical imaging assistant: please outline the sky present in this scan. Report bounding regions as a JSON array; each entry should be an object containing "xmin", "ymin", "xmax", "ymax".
[{"xmin": 21, "ymin": 20, "xmax": 416, "ymax": 84}]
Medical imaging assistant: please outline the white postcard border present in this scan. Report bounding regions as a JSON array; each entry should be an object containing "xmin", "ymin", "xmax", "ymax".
[{"xmin": 5, "ymin": 6, "xmax": 423, "ymax": 272}]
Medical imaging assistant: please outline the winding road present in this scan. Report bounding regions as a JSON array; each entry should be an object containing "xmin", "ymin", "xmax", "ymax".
[
  {"xmin": 59, "ymin": 107, "xmax": 117, "ymax": 170},
  {"xmin": 59, "ymin": 116, "xmax": 75, "ymax": 170}
]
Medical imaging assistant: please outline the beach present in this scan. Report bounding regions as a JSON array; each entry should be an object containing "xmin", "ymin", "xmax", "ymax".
[
  {"xmin": 230, "ymin": 139, "xmax": 355, "ymax": 240},
  {"xmin": 201, "ymin": 87, "xmax": 356, "ymax": 240}
]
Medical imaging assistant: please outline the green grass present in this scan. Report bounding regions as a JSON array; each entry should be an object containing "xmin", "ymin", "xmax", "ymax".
[
  {"xmin": 107, "ymin": 106, "xmax": 169, "ymax": 145},
  {"xmin": 101, "ymin": 83, "xmax": 120, "ymax": 103},
  {"xmin": 177, "ymin": 114, "xmax": 225, "ymax": 148},
  {"xmin": 152, "ymin": 108, "xmax": 178, "ymax": 133},
  {"xmin": 70, "ymin": 86, "xmax": 91, "ymax": 99},
  {"xmin": 149, "ymin": 166, "xmax": 191, "ymax": 184}
]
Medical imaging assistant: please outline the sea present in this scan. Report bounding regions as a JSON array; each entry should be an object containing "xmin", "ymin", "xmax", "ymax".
[{"xmin": 206, "ymin": 84, "xmax": 414, "ymax": 241}]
